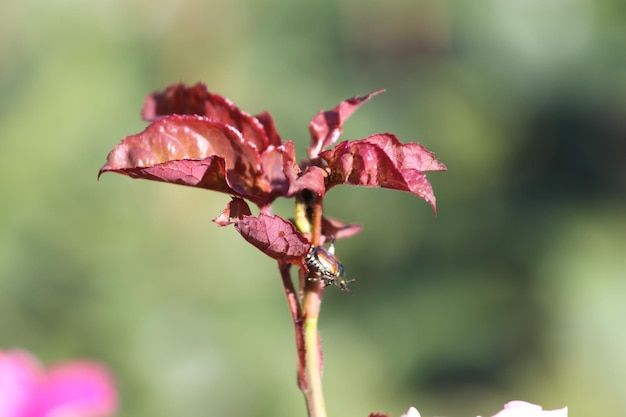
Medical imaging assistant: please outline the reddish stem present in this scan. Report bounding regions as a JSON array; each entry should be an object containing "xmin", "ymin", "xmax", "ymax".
[{"xmin": 278, "ymin": 261, "xmax": 306, "ymax": 390}]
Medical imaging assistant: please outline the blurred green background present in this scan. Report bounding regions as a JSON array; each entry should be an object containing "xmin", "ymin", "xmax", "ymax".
[{"xmin": 1, "ymin": 0, "xmax": 625, "ymax": 416}]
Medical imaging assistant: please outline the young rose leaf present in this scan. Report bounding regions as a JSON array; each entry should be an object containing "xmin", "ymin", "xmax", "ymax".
[
  {"xmin": 108, "ymin": 156, "xmax": 232, "ymax": 193},
  {"xmin": 320, "ymin": 133, "xmax": 446, "ymax": 213},
  {"xmin": 257, "ymin": 141, "xmax": 327, "ymax": 199},
  {"xmin": 288, "ymin": 166, "xmax": 328, "ymax": 197},
  {"xmin": 256, "ymin": 139, "xmax": 328, "ymax": 201},
  {"xmin": 141, "ymin": 82, "xmax": 273, "ymax": 151},
  {"xmin": 254, "ymin": 110, "xmax": 283, "ymax": 147},
  {"xmin": 259, "ymin": 143, "xmax": 297, "ymax": 201},
  {"xmin": 321, "ymin": 216, "xmax": 362, "ymax": 241},
  {"xmin": 141, "ymin": 82, "xmax": 209, "ymax": 120},
  {"xmin": 213, "ymin": 197, "xmax": 252, "ymax": 226},
  {"xmin": 235, "ymin": 214, "xmax": 310, "ymax": 264},
  {"xmin": 99, "ymin": 115, "xmax": 276, "ymax": 206},
  {"xmin": 308, "ymin": 89, "xmax": 385, "ymax": 159}
]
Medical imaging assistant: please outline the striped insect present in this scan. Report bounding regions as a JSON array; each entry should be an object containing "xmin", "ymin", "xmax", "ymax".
[{"xmin": 305, "ymin": 241, "xmax": 354, "ymax": 292}]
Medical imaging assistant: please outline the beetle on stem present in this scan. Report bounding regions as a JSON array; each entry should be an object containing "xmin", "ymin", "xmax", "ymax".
[{"xmin": 305, "ymin": 240, "xmax": 354, "ymax": 292}]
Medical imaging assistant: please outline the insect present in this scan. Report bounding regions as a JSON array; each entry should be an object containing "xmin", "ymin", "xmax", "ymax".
[{"xmin": 305, "ymin": 240, "xmax": 354, "ymax": 292}]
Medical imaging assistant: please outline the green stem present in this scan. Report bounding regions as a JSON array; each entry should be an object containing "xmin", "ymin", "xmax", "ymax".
[
  {"xmin": 292, "ymin": 191, "xmax": 327, "ymax": 417},
  {"xmin": 301, "ymin": 197, "xmax": 326, "ymax": 417},
  {"xmin": 302, "ymin": 302, "xmax": 326, "ymax": 417}
]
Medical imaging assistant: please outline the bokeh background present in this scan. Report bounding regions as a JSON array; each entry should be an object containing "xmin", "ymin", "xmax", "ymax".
[{"xmin": 1, "ymin": 0, "xmax": 625, "ymax": 416}]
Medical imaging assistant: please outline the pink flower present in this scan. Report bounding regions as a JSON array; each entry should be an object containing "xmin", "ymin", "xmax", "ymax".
[
  {"xmin": 0, "ymin": 350, "xmax": 117, "ymax": 417},
  {"xmin": 488, "ymin": 401, "xmax": 568, "ymax": 417}
]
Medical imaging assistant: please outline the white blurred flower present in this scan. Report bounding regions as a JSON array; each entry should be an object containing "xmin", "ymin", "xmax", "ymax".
[
  {"xmin": 400, "ymin": 400, "xmax": 567, "ymax": 417},
  {"xmin": 401, "ymin": 407, "xmax": 422, "ymax": 417},
  {"xmin": 488, "ymin": 400, "xmax": 568, "ymax": 417}
]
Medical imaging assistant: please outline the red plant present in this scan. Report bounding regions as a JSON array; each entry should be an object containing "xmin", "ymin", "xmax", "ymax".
[{"xmin": 99, "ymin": 82, "xmax": 446, "ymax": 417}]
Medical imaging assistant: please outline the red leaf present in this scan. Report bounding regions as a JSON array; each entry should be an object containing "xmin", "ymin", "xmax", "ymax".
[
  {"xmin": 259, "ymin": 142, "xmax": 297, "ymax": 201},
  {"xmin": 141, "ymin": 82, "xmax": 209, "ymax": 120},
  {"xmin": 319, "ymin": 133, "xmax": 446, "ymax": 213},
  {"xmin": 111, "ymin": 156, "xmax": 231, "ymax": 191},
  {"xmin": 308, "ymin": 89, "xmax": 385, "ymax": 159},
  {"xmin": 235, "ymin": 214, "xmax": 311, "ymax": 264},
  {"xmin": 213, "ymin": 197, "xmax": 252, "ymax": 226},
  {"xmin": 321, "ymin": 216, "xmax": 362, "ymax": 241},
  {"xmin": 255, "ymin": 111, "xmax": 283, "ymax": 147},
  {"xmin": 141, "ymin": 82, "xmax": 272, "ymax": 152},
  {"xmin": 288, "ymin": 166, "xmax": 327, "ymax": 197},
  {"xmin": 99, "ymin": 115, "xmax": 275, "ymax": 206},
  {"xmin": 357, "ymin": 134, "xmax": 447, "ymax": 172},
  {"xmin": 258, "ymin": 141, "xmax": 328, "ymax": 199}
]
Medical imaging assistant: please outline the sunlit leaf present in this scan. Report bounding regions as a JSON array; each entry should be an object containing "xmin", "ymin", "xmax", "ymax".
[
  {"xmin": 289, "ymin": 166, "xmax": 327, "ymax": 197},
  {"xmin": 321, "ymin": 216, "xmax": 362, "ymax": 241},
  {"xmin": 99, "ymin": 115, "xmax": 276, "ymax": 206},
  {"xmin": 260, "ymin": 143, "xmax": 295, "ymax": 201},
  {"xmin": 320, "ymin": 133, "xmax": 446, "ymax": 213},
  {"xmin": 308, "ymin": 89, "xmax": 385, "ymax": 159},
  {"xmin": 141, "ymin": 82, "xmax": 272, "ymax": 151},
  {"xmin": 255, "ymin": 110, "xmax": 283, "ymax": 147},
  {"xmin": 235, "ymin": 214, "xmax": 310, "ymax": 264},
  {"xmin": 213, "ymin": 197, "xmax": 253, "ymax": 226}
]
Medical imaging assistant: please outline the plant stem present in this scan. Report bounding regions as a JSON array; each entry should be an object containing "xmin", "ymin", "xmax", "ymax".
[
  {"xmin": 302, "ymin": 301, "xmax": 326, "ymax": 417},
  {"xmin": 291, "ymin": 192, "xmax": 328, "ymax": 417},
  {"xmin": 279, "ymin": 261, "xmax": 306, "ymax": 389},
  {"xmin": 281, "ymin": 261, "xmax": 327, "ymax": 417},
  {"xmin": 301, "ymin": 196, "xmax": 326, "ymax": 417}
]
